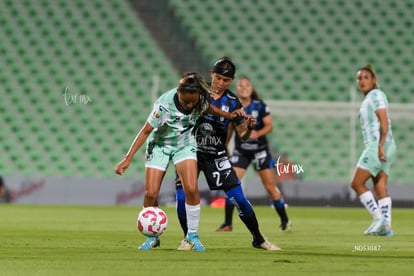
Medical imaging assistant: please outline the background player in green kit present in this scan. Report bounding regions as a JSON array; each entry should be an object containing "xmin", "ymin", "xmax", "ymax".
[
  {"xmin": 351, "ymin": 64, "xmax": 396, "ymax": 236},
  {"xmin": 115, "ymin": 72, "xmax": 243, "ymax": 251}
]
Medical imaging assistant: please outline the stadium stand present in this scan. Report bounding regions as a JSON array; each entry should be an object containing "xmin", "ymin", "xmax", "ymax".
[
  {"xmin": 168, "ymin": 0, "xmax": 414, "ymax": 183},
  {"xmin": 1, "ymin": 0, "xmax": 413, "ymax": 184},
  {"xmin": 0, "ymin": 0, "xmax": 178, "ymax": 177}
]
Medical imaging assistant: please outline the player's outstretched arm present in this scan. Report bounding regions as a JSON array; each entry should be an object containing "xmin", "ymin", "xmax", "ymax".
[
  {"xmin": 114, "ymin": 122, "xmax": 154, "ymax": 175},
  {"xmin": 208, "ymin": 104, "xmax": 245, "ymax": 120}
]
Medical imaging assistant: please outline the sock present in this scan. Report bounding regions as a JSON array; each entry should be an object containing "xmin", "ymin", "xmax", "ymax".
[
  {"xmin": 272, "ymin": 198, "xmax": 289, "ymax": 224},
  {"xmin": 224, "ymin": 197, "xmax": 235, "ymax": 226},
  {"xmin": 175, "ymin": 188, "xmax": 188, "ymax": 237},
  {"xmin": 185, "ymin": 203, "xmax": 200, "ymax": 234},
  {"xmin": 225, "ymin": 186, "xmax": 264, "ymax": 244},
  {"xmin": 359, "ymin": 191, "xmax": 382, "ymax": 220},
  {"xmin": 378, "ymin": 197, "xmax": 392, "ymax": 225}
]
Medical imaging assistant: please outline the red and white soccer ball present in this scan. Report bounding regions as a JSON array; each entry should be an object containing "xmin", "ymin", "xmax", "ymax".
[{"xmin": 137, "ymin": 206, "xmax": 168, "ymax": 237}]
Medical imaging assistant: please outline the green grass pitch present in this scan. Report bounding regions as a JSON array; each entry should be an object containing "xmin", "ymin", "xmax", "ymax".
[{"xmin": 0, "ymin": 205, "xmax": 412, "ymax": 275}]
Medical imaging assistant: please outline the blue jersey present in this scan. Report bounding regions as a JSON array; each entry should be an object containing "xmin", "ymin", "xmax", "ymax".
[
  {"xmin": 235, "ymin": 98, "xmax": 270, "ymax": 151},
  {"xmin": 194, "ymin": 89, "xmax": 244, "ymax": 155}
]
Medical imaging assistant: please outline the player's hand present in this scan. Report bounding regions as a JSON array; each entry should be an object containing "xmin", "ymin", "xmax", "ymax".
[
  {"xmin": 246, "ymin": 115, "xmax": 256, "ymax": 130},
  {"xmin": 115, "ymin": 158, "xmax": 130, "ymax": 175},
  {"xmin": 228, "ymin": 109, "xmax": 246, "ymax": 120},
  {"xmin": 378, "ymin": 145, "xmax": 386, "ymax": 162}
]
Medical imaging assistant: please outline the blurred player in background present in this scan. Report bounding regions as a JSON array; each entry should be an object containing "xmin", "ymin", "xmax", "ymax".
[
  {"xmin": 0, "ymin": 177, "xmax": 11, "ymax": 203},
  {"xmin": 115, "ymin": 72, "xmax": 242, "ymax": 251},
  {"xmin": 216, "ymin": 76, "xmax": 291, "ymax": 232},
  {"xmin": 176, "ymin": 57, "xmax": 281, "ymax": 250},
  {"xmin": 351, "ymin": 64, "xmax": 396, "ymax": 236}
]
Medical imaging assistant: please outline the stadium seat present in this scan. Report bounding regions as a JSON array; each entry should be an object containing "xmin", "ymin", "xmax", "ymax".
[
  {"xmin": 1, "ymin": 0, "xmax": 413, "ymax": 184},
  {"xmin": 0, "ymin": 0, "xmax": 179, "ymax": 177}
]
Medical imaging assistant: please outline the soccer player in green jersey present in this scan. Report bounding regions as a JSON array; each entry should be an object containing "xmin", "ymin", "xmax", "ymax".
[
  {"xmin": 115, "ymin": 72, "xmax": 243, "ymax": 251},
  {"xmin": 351, "ymin": 64, "xmax": 396, "ymax": 236}
]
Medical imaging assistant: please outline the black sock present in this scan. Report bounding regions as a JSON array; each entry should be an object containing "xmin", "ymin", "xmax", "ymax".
[
  {"xmin": 224, "ymin": 198, "xmax": 235, "ymax": 226},
  {"xmin": 273, "ymin": 199, "xmax": 289, "ymax": 224},
  {"xmin": 178, "ymin": 217, "xmax": 188, "ymax": 237},
  {"xmin": 238, "ymin": 213, "xmax": 265, "ymax": 244}
]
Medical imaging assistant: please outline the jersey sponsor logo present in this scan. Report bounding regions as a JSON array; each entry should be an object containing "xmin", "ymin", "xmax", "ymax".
[
  {"xmin": 214, "ymin": 157, "xmax": 231, "ymax": 171},
  {"xmin": 254, "ymin": 150, "xmax": 267, "ymax": 160},
  {"xmin": 252, "ymin": 110, "xmax": 258, "ymax": 118},
  {"xmin": 241, "ymin": 143, "xmax": 259, "ymax": 150}
]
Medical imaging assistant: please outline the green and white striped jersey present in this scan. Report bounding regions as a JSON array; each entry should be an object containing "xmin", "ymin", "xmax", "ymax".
[
  {"xmin": 358, "ymin": 88, "xmax": 393, "ymax": 145},
  {"xmin": 146, "ymin": 88, "xmax": 208, "ymax": 148}
]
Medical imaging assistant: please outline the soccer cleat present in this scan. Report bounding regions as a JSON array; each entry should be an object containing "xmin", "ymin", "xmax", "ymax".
[
  {"xmin": 373, "ymin": 220, "xmax": 393, "ymax": 236},
  {"xmin": 180, "ymin": 232, "xmax": 206, "ymax": 252},
  {"xmin": 280, "ymin": 221, "xmax": 292, "ymax": 232},
  {"xmin": 364, "ymin": 217, "xmax": 385, "ymax": 235},
  {"xmin": 177, "ymin": 239, "xmax": 193, "ymax": 251},
  {"xmin": 216, "ymin": 224, "xmax": 232, "ymax": 232},
  {"xmin": 252, "ymin": 240, "xmax": 282, "ymax": 251},
  {"xmin": 138, "ymin": 236, "xmax": 160, "ymax": 250}
]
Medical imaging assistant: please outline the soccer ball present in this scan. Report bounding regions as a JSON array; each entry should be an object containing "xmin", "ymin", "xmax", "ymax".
[{"xmin": 137, "ymin": 206, "xmax": 168, "ymax": 237}]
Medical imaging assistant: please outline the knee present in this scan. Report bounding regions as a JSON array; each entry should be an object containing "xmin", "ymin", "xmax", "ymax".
[
  {"xmin": 144, "ymin": 189, "xmax": 159, "ymax": 205},
  {"xmin": 351, "ymin": 179, "xmax": 363, "ymax": 192},
  {"xmin": 182, "ymin": 185, "xmax": 199, "ymax": 204}
]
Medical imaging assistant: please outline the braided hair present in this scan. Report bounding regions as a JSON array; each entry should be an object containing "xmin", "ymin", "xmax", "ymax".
[{"xmin": 177, "ymin": 72, "xmax": 211, "ymax": 114}]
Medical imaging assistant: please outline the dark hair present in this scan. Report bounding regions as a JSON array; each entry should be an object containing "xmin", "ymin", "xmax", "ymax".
[
  {"xmin": 212, "ymin": 56, "xmax": 236, "ymax": 78},
  {"xmin": 238, "ymin": 76, "xmax": 260, "ymax": 99},
  {"xmin": 177, "ymin": 72, "xmax": 211, "ymax": 114}
]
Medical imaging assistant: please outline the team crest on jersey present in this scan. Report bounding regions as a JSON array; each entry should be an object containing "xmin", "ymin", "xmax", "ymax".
[
  {"xmin": 221, "ymin": 106, "xmax": 229, "ymax": 113},
  {"xmin": 220, "ymin": 106, "xmax": 229, "ymax": 121}
]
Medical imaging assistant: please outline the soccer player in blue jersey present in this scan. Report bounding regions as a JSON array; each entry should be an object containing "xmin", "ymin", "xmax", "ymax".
[
  {"xmin": 216, "ymin": 77, "xmax": 291, "ymax": 232},
  {"xmin": 176, "ymin": 57, "xmax": 281, "ymax": 250},
  {"xmin": 351, "ymin": 64, "xmax": 396, "ymax": 236},
  {"xmin": 115, "ymin": 72, "xmax": 243, "ymax": 251}
]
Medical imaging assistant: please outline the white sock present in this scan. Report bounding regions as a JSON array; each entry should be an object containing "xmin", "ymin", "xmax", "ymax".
[
  {"xmin": 185, "ymin": 203, "xmax": 200, "ymax": 234},
  {"xmin": 378, "ymin": 197, "xmax": 392, "ymax": 225},
  {"xmin": 359, "ymin": 191, "xmax": 382, "ymax": 220}
]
